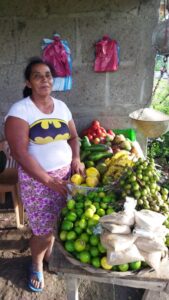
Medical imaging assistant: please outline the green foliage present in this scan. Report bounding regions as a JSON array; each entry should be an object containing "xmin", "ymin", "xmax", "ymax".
[
  {"xmin": 151, "ymin": 78, "xmax": 169, "ymax": 114},
  {"xmin": 147, "ymin": 132, "xmax": 169, "ymax": 162}
]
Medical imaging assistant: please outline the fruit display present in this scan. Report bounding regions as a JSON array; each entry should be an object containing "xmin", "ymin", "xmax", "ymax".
[{"xmin": 58, "ymin": 189, "xmax": 142, "ymax": 272}]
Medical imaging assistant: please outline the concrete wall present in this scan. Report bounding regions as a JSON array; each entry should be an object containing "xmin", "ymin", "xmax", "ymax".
[{"xmin": 0, "ymin": 0, "xmax": 160, "ymax": 143}]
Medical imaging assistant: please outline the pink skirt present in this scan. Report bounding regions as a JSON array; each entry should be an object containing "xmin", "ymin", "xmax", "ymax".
[{"xmin": 18, "ymin": 165, "xmax": 70, "ymax": 236}]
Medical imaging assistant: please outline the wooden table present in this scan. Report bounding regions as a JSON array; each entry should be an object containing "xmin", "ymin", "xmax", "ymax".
[{"xmin": 49, "ymin": 242, "xmax": 169, "ymax": 300}]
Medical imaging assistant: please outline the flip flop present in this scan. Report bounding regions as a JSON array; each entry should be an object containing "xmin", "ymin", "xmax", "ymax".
[{"xmin": 28, "ymin": 265, "xmax": 43, "ymax": 292}]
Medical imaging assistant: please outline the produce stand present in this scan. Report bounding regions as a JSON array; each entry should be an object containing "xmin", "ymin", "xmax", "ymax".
[{"xmin": 49, "ymin": 241, "xmax": 169, "ymax": 300}]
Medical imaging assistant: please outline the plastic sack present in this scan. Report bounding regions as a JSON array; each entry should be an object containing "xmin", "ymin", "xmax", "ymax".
[
  {"xmin": 140, "ymin": 249, "xmax": 168, "ymax": 272},
  {"xmin": 107, "ymin": 244, "xmax": 145, "ymax": 265},
  {"xmin": 100, "ymin": 210, "xmax": 135, "ymax": 226},
  {"xmin": 134, "ymin": 210, "xmax": 166, "ymax": 231},
  {"xmin": 100, "ymin": 231, "xmax": 136, "ymax": 252},
  {"xmin": 135, "ymin": 237, "xmax": 167, "ymax": 253},
  {"xmin": 101, "ymin": 223, "xmax": 131, "ymax": 234},
  {"xmin": 94, "ymin": 35, "xmax": 119, "ymax": 73},
  {"xmin": 42, "ymin": 34, "xmax": 71, "ymax": 77}
]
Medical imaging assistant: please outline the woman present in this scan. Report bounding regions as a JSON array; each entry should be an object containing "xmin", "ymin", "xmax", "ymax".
[{"xmin": 5, "ymin": 57, "xmax": 84, "ymax": 292}]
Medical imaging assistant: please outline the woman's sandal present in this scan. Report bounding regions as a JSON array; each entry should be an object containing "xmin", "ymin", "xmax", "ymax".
[{"xmin": 28, "ymin": 265, "xmax": 44, "ymax": 292}]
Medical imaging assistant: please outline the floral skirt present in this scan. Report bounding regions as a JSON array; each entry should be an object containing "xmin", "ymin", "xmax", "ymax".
[{"xmin": 18, "ymin": 165, "xmax": 70, "ymax": 236}]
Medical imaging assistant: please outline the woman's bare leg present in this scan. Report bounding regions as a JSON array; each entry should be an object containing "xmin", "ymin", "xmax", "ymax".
[
  {"xmin": 29, "ymin": 233, "xmax": 53, "ymax": 289},
  {"xmin": 44, "ymin": 235, "xmax": 55, "ymax": 263}
]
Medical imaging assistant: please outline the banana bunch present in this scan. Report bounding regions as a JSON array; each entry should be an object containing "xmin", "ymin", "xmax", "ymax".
[{"xmin": 103, "ymin": 151, "xmax": 135, "ymax": 183}]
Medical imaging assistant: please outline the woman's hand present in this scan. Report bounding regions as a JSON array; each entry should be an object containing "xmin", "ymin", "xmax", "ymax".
[
  {"xmin": 47, "ymin": 177, "xmax": 69, "ymax": 197},
  {"xmin": 71, "ymin": 158, "xmax": 85, "ymax": 176}
]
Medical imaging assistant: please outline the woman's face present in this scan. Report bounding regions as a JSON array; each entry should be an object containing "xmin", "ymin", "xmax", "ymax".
[{"xmin": 26, "ymin": 63, "xmax": 53, "ymax": 97}]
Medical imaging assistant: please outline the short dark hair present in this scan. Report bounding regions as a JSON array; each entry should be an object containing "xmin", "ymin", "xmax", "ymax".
[{"xmin": 23, "ymin": 57, "xmax": 54, "ymax": 98}]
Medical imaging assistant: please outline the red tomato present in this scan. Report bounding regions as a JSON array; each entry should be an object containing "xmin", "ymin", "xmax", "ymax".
[
  {"xmin": 87, "ymin": 134, "xmax": 93, "ymax": 141},
  {"xmin": 107, "ymin": 129, "xmax": 115, "ymax": 136},
  {"xmin": 92, "ymin": 120, "xmax": 100, "ymax": 128},
  {"xmin": 100, "ymin": 127, "xmax": 107, "ymax": 133}
]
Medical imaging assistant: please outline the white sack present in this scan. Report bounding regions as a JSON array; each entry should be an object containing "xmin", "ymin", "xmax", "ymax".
[
  {"xmin": 107, "ymin": 244, "xmax": 145, "ymax": 265},
  {"xmin": 100, "ymin": 231, "xmax": 136, "ymax": 252},
  {"xmin": 101, "ymin": 223, "xmax": 131, "ymax": 234},
  {"xmin": 134, "ymin": 210, "xmax": 166, "ymax": 231},
  {"xmin": 135, "ymin": 236, "xmax": 167, "ymax": 253}
]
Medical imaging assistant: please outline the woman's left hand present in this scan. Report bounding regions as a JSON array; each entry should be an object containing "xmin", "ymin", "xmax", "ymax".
[{"xmin": 71, "ymin": 158, "xmax": 85, "ymax": 176}]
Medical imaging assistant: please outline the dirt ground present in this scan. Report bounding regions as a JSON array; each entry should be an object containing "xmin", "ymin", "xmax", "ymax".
[{"xmin": 0, "ymin": 197, "xmax": 145, "ymax": 300}]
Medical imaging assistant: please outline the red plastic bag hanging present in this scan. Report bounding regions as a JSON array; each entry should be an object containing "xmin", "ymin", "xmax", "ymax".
[
  {"xmin": 94, "ymin": 35, "xmax": 119, "ymax": 73},
  {"xmin": 42, "ymin": 36, "xmax": 71, "ymax": 77}
]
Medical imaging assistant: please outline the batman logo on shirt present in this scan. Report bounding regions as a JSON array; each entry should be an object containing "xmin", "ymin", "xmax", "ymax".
[{"xmin": 29, "ymin": 118, "xmax": 70, "ymax": 144}]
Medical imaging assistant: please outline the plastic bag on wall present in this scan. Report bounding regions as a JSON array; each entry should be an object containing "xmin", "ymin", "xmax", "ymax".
[
  {"xmin": 42, "ymin": 34, "xmax": 72, "ymax": 91},
  {"xmin": 94, "ymin": 35, "xmax": 120, "ymax": 73}
]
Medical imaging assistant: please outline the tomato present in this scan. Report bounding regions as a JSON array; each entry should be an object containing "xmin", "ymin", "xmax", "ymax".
[
  {"xmin": 107, "ymin": 129, "xmax": 115, "ymax": 136},
  {"xmin": 92, "ymin": 120, "xmax": 100, "ymax": 128},
  {"xmin": 87, "ymin": 134, "xmax": 93, "ymax": 141},
  {"xmin": 100, "ymin": 127, "xmax": 107, "ymax": 133}
]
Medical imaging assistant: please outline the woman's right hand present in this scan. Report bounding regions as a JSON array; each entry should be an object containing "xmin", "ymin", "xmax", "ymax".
[{"xmin": 47, "ymin": 177, "xmax": 68, "ymax": 197}]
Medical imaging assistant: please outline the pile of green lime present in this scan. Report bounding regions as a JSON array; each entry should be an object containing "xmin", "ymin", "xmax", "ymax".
[{"xmin": 59, "ymin": 190, "xmax": 143, "ymax": 271}]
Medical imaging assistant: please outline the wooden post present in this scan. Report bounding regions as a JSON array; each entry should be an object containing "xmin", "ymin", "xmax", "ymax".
[{"xmin": 65, "ymin": 275, "xmax": 80, "ymax": 300}]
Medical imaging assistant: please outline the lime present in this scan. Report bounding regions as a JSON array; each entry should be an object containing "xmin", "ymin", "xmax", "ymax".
[
  {"xmin": 101, "ymin": 257, "xmax": 112, "ymax": 270},
  {"xmin": 61, "ymin": 220, "xmax": 74, "ymax": 231},
  {"xmin": 91, "ymin": 257, "xmax": 101, "ymax": 268},
  {"xmin": 87, "ymin": 191, "xmax": 97, "ymax": 200},
  {"xmin": 106, "ymin": 208, "xmax": 115, "ymax": 215},
  {"xmin": 93, "ymin": 202, "xmax": 100, "ymax": 210},
  {"xmin": 78, "ymin": 219, "xmax": 87, "ymax": 229},
  {"xmin": 79, "ymin": 251, "xmax": 91, "ymax": 263},
  {"xmin": 102, "ymin": 195, "xmax": 112, "ymax": 203},
  {"xmin": 61, "ymin": 207, "xmax": 69, "ymax": 216},
  {"xmin": 67, "ymin": 199, "xmax": 76, "ymax": 210},
  {"xmin": 74, "ymin": 239, "xmax": 86, "ymax": 252},
  {"xmin": 98, "ymin": 192, "xmax": 106, "ymax": 198},
  {"xmin": 80, "ymin": 233, "xmax": 89, "ymax": 243},
  {"xmin": 117, "ymin": 263, "xmax": 129, "ymax": 272},
  {"xmin": 66, "ymin": 211, "xmax": 77, "ymax": 222},
  {"xmin": 90, "ymin": 246, "xmax": 99, "ymax": 257},
  {"xmin": 75, "ymin": 193, "xmax": 85, "ymax": 202},
  {"xmin": 76, "ymin": 208, "xmax": 84, "ymax": 217},
  {"xmin": 89, "ymin": 235, "xmax": 99, "ymax": 246},
  {"xmin": 88, "ymin": 218, "xmax": 97, "ymax": 227},
  {"xmin": 112, "ymin": 265, "xmax": 118, "ymax": 271},
  {"xmin": 100, "ymin": 203, "xmax": 108, "ymax": 209},
  {"xmin": 74, "ymin": 226, "xmax": 83, "ymax": 235},
  {"xmin": 86, "ymin": 227, "xmax": 93, "ymax": 235},
  {"xmin": 129, "ymin": 261, "xmax": 141, "ymax": 271},
  {"xmin": 98, "ymin": 242, "xmax": 106, "ymax": 254},
  {"xmin": 75, "ymin": 202, "xmax": 84, "ymax": 209},
  {"xmin": 84, "ymin": 199, "xmax": 93, "ymax": 207},
  {"xmin": 59, "ymin": 230, "xmax": 67, "ymax": 241},
  {"xmin": 97, "ymin": 208, "xmax": 105, "ymax": 217},
  {"xmin": 85, "ymin": 161, "xmax": 95, "ymax": 168},
  {"xmin": 66, "ymin": 230, "xmax": 77, "ymax": 241},
  {"xmin": 64, "ymin": 240, "xmax": 75, "ymax": 252},
  {"xmin": 85, "ymin": 208, "xmax": 95, "ymax": 219}
]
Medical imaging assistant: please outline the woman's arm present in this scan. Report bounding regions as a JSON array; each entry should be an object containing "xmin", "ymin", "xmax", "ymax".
[
  {"xmin": 5, "ymin": 116, "xmax": 67, "ymax": 195},
  {"xmin": 68, "ymin": 119, "xmax": 85, "ymax": 175}
]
